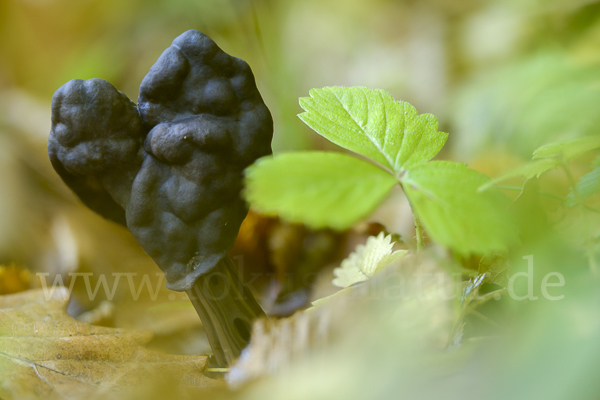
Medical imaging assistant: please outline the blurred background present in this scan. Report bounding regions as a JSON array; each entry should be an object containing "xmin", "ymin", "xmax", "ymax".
[{"xmin": 2, "ymin": 0, "xmax": 600, "ymax": 397}]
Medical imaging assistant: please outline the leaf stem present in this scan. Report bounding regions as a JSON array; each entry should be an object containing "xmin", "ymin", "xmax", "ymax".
[
  {"xmin": 414, "ymin": 214, "xmax": 424, "ymax": 252},
  {"xmin": 402, "ymin": 182, "xmax": 424, "ymax": 252}
]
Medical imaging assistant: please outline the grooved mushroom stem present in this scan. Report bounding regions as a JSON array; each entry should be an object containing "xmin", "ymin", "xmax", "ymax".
[{"xmin": 186, "ymin": 256, "xmax": 266, "ymax": 367}]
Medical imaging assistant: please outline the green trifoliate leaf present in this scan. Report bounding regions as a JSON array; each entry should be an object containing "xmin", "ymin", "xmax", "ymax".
[
  {"xmin": 401, "ymin": 161, "xmax": 517, "ymax": 255},
  {"xmin": 333, "ymin": 232, "xmax": 407, "ymax": 288},
  {"xmin": 244, "ymin": 152, "xmax": 397, "ymax": 230},
  {"xmin": 298, "ymin": 87, "xmax": 448, "ymax": 172}
]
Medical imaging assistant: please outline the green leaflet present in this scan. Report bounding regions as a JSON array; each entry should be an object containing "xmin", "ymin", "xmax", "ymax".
[
  {"xmin": 298, "ymin": 87, "xmax": 448, "ymax": 172},
  {"xmin": 533, "ymin": 135, "xmax": 600, "ymax": 161},
  {"xmin": 479, "ymin": 135, "xmax": 600, "ymax": 192},
  {"xmin": 566, "ymin": 157, "xmax": 600, "ymax": 206},
  {"xmin": 478, "ymin": 159, "xmax": 560, "ymax": 192},
  {"xmin": 243, "ymin": 152, "xmax": 397, "ymax": 230},
  {"xmin": 401, "ymin": 161, "xmax": 516, "ymax": 255}
]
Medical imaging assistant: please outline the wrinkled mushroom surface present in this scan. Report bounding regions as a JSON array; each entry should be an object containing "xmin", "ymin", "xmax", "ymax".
[{"xmin": 49, "ymin": 30, "xmax": 273, "ymax": 291}]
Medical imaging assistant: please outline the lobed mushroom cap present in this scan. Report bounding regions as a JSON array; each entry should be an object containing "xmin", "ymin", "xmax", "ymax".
[{"xmin": 48, "ymin": 30, "xmax": 273, "ymax": 291}]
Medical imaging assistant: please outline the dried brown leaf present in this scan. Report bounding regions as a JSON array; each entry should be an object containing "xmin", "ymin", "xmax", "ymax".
[{"xmin": 0, "ymin": 288, "xmax": 215, "ymax": 400}]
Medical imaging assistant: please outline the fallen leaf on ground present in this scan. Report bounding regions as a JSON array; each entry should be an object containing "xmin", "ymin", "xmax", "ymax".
[{"xmin": 0, "ymin": 288, "xmax": 216, "ymax": 400}]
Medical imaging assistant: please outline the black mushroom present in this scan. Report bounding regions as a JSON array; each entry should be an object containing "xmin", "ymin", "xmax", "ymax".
[{"xmin": 48, "ymin": 30, "xmax": 273, "ymax": 367}]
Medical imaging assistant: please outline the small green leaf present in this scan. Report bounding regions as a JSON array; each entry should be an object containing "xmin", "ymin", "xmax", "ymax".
[
  {"xmin": 298, "ymin": 87, "xmax": 448, "ymax": 172},
  {"xmin": 478, "ymin": 159, "xmax": 560, "ymax": 192},
  {"xmin": 333, "ymin": 233, "xmax": 407, "ymax": 288},
  {"xmin": 533, "ymin": 135, "xmax": 600, "ymax": 161},
  {"xmin": 478, "ymin": 254, "xmax": 509, "ymax": 287},
  {"xmin": 310, "ymin": 233, "xmax": 407, "ymax": 310},
  {"xmin": 401, "ymin": 161, "xmax": 517, "ymax": 255},
  {"xmin": 244, "ymin": 152, "xmax": 397, "ymax": 230},
  {"xmin": 479, "ymin": 136, "xmax": 600, "ymax": 191},
  {"xmin": 566, "ymin": 157, "xmax": 600, "ymax": 206}
]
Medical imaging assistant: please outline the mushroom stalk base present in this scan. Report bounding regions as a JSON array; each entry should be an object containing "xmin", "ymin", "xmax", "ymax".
[{"xmin": 186, "ymin": 256, "xmax": 266, "ymax": 367}]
